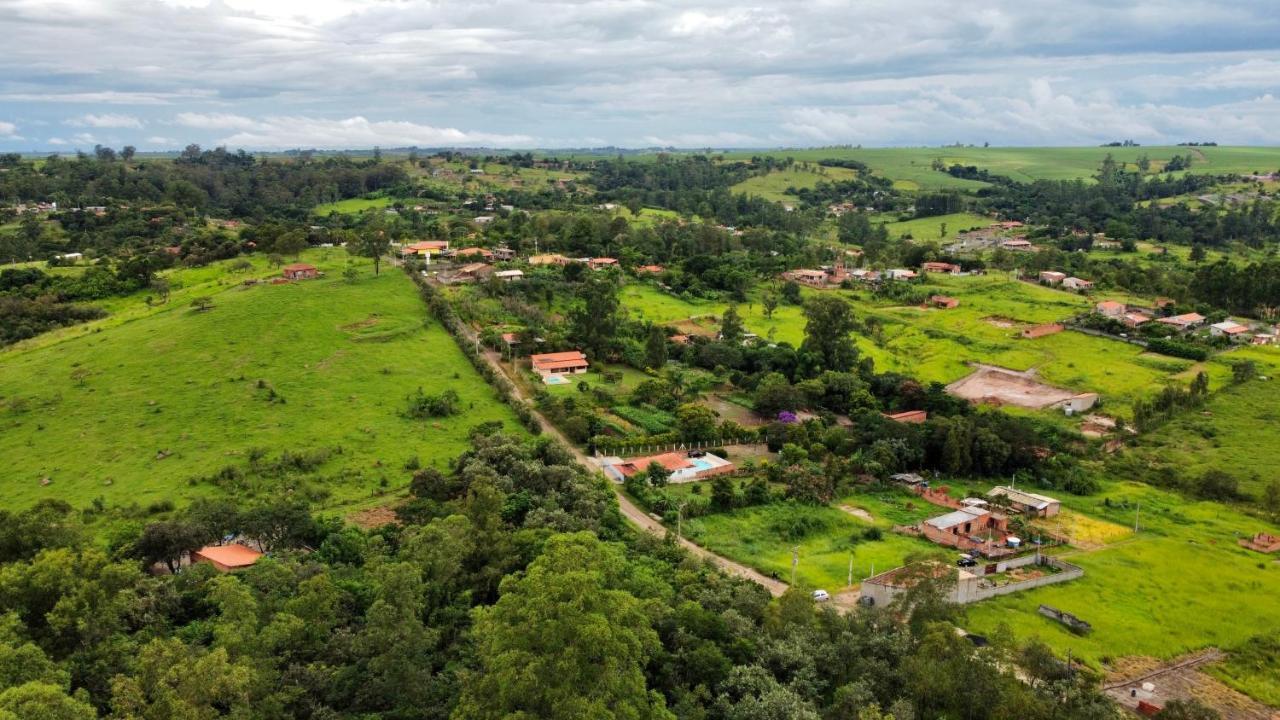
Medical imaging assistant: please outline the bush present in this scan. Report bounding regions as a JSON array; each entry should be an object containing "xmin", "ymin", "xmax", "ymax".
[
  {"xmin": 1147, "ymin": 337, "xmax": 1208, "ymax": 361},
  {"xmin": 404, "ymin": 388, "xmax": 461, "ymax": 419}
]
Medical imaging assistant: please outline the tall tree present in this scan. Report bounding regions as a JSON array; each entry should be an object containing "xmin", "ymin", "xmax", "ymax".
[
  {"xmin": 799, "ymin": 295, "xmax": 859, "ymax": 376},
  {"xmin": 351, "ymin": 228, "xmax": 391, "ymax": 275},
  {"xmin": 720, "ymin": 305, "xmax": 745, "ymax": 345},
  {"xmin": 454, "ymin": 532, "xmax": 673, "ymax": 720}
]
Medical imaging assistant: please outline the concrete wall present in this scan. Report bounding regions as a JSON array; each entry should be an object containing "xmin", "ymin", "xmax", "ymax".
[{"xmin": 958, "ymin": 558, "xmax": 1084, "ymax": 603}]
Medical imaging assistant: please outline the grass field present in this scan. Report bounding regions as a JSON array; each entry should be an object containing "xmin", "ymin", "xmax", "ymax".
[
  {"xmin": 314, "ymin": 195, "xmax": 395, "ymax": 214},
  {"xmin": 1115, "ymin": 351, "xmax": 1280, "ymax": 498},
  {"xmin": 0, "ymin": 251, "xmax": 525, "ymax": 513},
  {"xmin": 964, "ymin": 479, "xmax": 1280, "ymax": 676},
  {"xmin": 730, "ymin": 165, "xmax": 859, "ymax": 203},
  {"xmin": 719, "ymin": 146, "xmax": 1280, "ymax": 191},
  {"xmin": 877, "ymin": 212, "xmax": 993, "ymax": 241},
  {"xmin": 679, "ymin": 497, "xmax": 942, "ymax": 591}
]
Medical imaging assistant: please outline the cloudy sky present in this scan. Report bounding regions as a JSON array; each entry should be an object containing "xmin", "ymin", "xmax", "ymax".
[{"xmin": 1, "ymin": 0, "xmax": 1279, "ymax": 151}]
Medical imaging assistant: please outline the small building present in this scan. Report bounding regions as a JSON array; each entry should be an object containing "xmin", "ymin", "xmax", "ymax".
[
  {"xmin": 456, "ymin": 262, "xmax": 492, "ymax": 281},
  {"xmin": 281, "ymin": 263, "xmax": 318, "ymax": 280},
  {"xmin": 404, "ymin": 240, "xmax": 449, "ymax": 256},
  {"xmin": 588, "ymin": 257, "xmax": 619, "ymax": 271},
  {"xmin": 884, "ymin": 268, "xmax": 918, "ymax": 280},
  {"xmin": 1038, "ymin": 271, "xmax": 1066, "ymax": 284},
  {"xmin": 1021, "ymin": 323, "xmax": 1064, "ymax": 339},
  {"xmin": 635, "ymin": 264, "xmax": 666, "ymax": 274},
  {"xmin": 530, "ymin": 350, "xmax": 589, "ymax": 378},
  {"xmin": 922, "ymin": 506, "xmax": 1008, "ymax": 546},
  {"xmin": 1157, "ymin": 312, "xmax": 1206, "ymax": 332},
  {"xmin": 986, "ymin": 486, "xmax": 1060, "ymax": 517},
  {"xmin": 1240, "ymin": 532, "xmax": 1280, "ymax": 553},
  {"xmin": 1154, "ymin": 297, "xmax": 1176, "ymax": 309},
  {"xmin": 1062, "ymin": 277, "xmax": 1094, "ymax": 291},
  {"xmin": 931, "ymin": 295, "xmax": 960, "ymax": 309},
  {"xmin": 786, "ymin": 269, "xmax": 830, "ymax": 287},
  {"xmin": 883, "ymin": 410, "xmax": 928, "ymax": 424},
  {"xmin": 1002, "ymin": 238, "xmax": 1034, "ymax": 251},
  {"xmin": 1210, "ymin": 320, "xmax": 1250, "ymax": 340},
  {"xmin": 603, "ymin": 451, "xmax": 735, "ymax": 484},
  {"xmin": 493, "ymin": 269, "xmax": 524, "ymax": 282},
  {"xmin": 493, "ymin": 246, "xmax": 516, "ymax": 261},
  {"xmin": 921, "ymin": 261, "xmax": 961, "ymax": 274},
  {"xmin": 1095, "ymin": 300, "xmax": 1126, "ymax": 318},
  {"xmin": 1122, "ymin": 312, "xmax": 1151, "ymax": 328},
  {"xmin": 56, "ymin": 252, "xmax": 84, "ymax": 262},
  {"xmin": 454, "ymin": 247, "xmax": 494, "ymax": 260},
  {"xmin": 473, "ymin": 215, "xmax": 495, "ymax": 224},
  {"xmin": 192, "ymin": 543, "xmax": 263, "ymax": 572},
  {"xmin": 890, "ymin": 472, "xmax": 926, "ymax": 487}
]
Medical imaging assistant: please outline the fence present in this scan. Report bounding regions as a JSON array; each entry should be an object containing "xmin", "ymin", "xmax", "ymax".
[{"xmin": 956, "ymin": 556, "xmax": 1084, "ymax": 604}]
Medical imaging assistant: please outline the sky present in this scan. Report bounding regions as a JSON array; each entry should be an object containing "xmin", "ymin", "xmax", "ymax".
[{"xmin": 1, "ymin": 0, "xmax": 1279, "ymax": 151}]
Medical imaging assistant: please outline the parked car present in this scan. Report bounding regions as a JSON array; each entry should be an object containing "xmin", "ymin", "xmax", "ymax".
[
  {"xmin": 687, "ymin": 450, "xmax": 706, "ymax": 458},
  {"xmin": 957, "ymin": 554, "xmax": 977, "ymax": 568},
  {"xmin": 812, "ymin": 589, "xmax": 830, "ymax": 602}
]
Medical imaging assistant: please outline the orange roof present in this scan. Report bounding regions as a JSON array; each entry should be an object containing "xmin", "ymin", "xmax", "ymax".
[
  {"xmin": 531, "ymin": 351, "xmax": 588, "ymax": 371},
  {"xmin": 1096, "ymin": 300, "xmax": 1125, "ymax": 310},
  {"xmin": 618, "ymin": 452, "xmax": 692, "ymax": 476},
  {"xmin": 884, "ymin": 410, "xmax": 928, "ymax": 423},
  {"xmin": 194, "ymin": 543, "xmax": 262, "ymax": 568},
  {"xmin": 636, "ymin": 264, "xmax": 665, "ymax": 273},
  {"xmin": 455, "ymin": 247, "xmax": 493, "ymax": 256},
  {"xmin": 282, "ymin": 263, "xmax": 316, "ymax": 272}
]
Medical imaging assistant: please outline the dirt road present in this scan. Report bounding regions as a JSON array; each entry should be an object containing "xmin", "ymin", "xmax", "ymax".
[{"xmin": 440, "ymin": 294, "xmax": 789, "ymax": 597}]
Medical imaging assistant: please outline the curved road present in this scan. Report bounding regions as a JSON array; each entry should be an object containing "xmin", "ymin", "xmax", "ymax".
[{"xmin": 431, "ymin": 290, "xmax": 789, "ymax": 597}]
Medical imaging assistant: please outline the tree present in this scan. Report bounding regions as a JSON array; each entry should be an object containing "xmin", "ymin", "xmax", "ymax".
[
  {"xmin": 273, "ymin": 229, "xmax": 308, "ymax": 258},
  {"xmin": 644, "ymin": 325, "xmax": 668, "ymax": 369},
  {"xmin": 130, "ymin": 520, "xmax": 206, "ymax": 574},
  {"xmin": 454, "ymin": 532, "xmax": 674, "ymax": 720},
  {"xmin": 720, "ymin": 305, "xmax": 745, "ymax": 345},
  {"xmin": 762, "ymin": 290, "xmax": 780, "ymax": 320},
  {"xmin": 343, "ymin": 262, "xmax": 359, "ymax": 284},
  {"xmin": 569, "ymin": 276, "xmax": 621, "ymax": 358},
  {"xmin": 1262, "ymin": 480, "xmax": 1280, "ymax": 517},
  {"xmin": 190, "ymin": 296, "xmax": 214, "ymax": 312},
  {"xmin": 120, "ymin": 145, "xmax": 136, "ymax": 162},
  {"xmin": 781, "ymin": 280, "xmax": 802, "ymax": 305},
  {"xmin": 351, "ymin": 229, "xmax": 391, "ymax": 275},
  {"xmin": 676, "ymin": 403, "xmax": 718, "ymax": 441},
  {"xmin": 799, "ymin": 295, "xmax": 859, "ymax": 376},
  {"xmin": 0, "ymin": 682, "xmax": 96, "ymax": 720},
  {"xmin": 753, "ymin": 373, "xmax": 802, "ymax": 417},
  {"xmin": 646, "ymin": 461, "xmax": 669, "ymax": 489}
]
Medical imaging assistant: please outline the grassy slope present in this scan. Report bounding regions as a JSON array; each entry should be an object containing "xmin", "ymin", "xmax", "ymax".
[
  {"xmin": 0, "ymin": 251, "xmax": 524, "ymax": 512},
  {"xmin": 313, "ymin": 196, "xmax": 394, "ymax": 215},
  {"xmin": 720, "ymin": 146, "xmax": 1280, "ymax": 191},
  {"xmin": 730, "ymin": 166, "xmax": 859, "ymax": 203},
  {"xmin": 1117, "ymin": 349, "xmax": 1280, "ymax": 498}
]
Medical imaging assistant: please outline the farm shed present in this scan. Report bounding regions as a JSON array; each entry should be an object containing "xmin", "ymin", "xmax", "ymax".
[
  {"xmin": 192, "ymin": 543, "xmax": 263, "ymax": 572},
  {"xmin": 281, "ymin": 263, "xmax": 318, "ymax": 280},
  {"xmin": 987, "ymin": 486, "xmax": 1061, "ymax": 517}
]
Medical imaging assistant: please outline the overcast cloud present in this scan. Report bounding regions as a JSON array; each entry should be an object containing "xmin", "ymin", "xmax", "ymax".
[{"xmin": 1, "ymin": 0, "xmax": 1278, "ymax": 151}]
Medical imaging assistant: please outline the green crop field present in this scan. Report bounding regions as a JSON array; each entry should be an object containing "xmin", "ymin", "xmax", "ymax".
[
  {"xmin": 0, "ymin": 251, "xmax": 525, "ymax": 513},
  {"xmin": 876, "ymin": 211, "xmax": 993, "ymax": 241},
  {"xmin": 964, "ymin": 479, "xmax": 1280, "ymax": 679}
]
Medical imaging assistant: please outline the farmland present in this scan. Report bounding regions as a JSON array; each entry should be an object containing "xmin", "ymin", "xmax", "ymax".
[
  {"xmin": 730, "ymin": 164, "xmax": 860, "ymax": 203},
  {"xmin": 723, "ymin": 146, "xmax": 1280, "ymax": 190},
  {"xmin": 0, "ymin": 250, "xmax": 525, "ymax": 513}
]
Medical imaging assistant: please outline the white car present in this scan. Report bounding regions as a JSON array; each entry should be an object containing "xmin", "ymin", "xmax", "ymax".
[{"xmin": 812, "ymin": 589, "xmax": 830, "ymax": 602}]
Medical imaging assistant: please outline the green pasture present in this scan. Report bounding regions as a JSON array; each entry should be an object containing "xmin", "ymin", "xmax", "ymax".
[
  {"xmin": 0, "ymin": 251, "xmax": 525, "ymax": 512},
  {"xmin": 313, "ymin": 195, "xmax": 395, "ymax": 214},
  {"xmin": 730, "ymin": 165, "xmax": 860, "ymax": 203}
]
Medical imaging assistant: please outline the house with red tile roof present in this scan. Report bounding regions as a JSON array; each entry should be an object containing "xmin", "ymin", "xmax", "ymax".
[
  {"xmin": 530, "ymin": 351, "xmax": 589, "ymax": 378},
  {"xmin": 281, "ymin": 263, "xmax": 318, "ymax": 280}
]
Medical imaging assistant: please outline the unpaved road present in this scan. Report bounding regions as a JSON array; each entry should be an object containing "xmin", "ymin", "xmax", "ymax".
[{"xmin": 439, "ymin": 292, "xmax": 789, "ymax": 597}]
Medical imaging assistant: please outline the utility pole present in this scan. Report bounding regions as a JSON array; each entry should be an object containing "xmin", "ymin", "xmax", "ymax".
[
  {"xmin": 1134, "ymin": 502, "xmax": 1141, "ymax": 534},
  {"xmin": 791, "ymin": 546, "xmax": 799, "ymax": 585}
]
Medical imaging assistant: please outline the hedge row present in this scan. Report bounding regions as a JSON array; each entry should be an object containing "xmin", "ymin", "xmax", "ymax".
[{"xmin": 409, "ymin": 272, "xmax": 543, "ymax": 435}]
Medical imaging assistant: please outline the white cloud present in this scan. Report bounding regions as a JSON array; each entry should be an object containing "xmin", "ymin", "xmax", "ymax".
[
  {"xmin": 173, "ymin": 112, "xmax": 259, "ymax": 130},
  {"xmin": 641, "ymin": 132, "xmax": 760, "ymax": 147},
  {"xmin": 69, "ymin": 113, "xmax": 144, "ymax": 128},
  {"xmin": 210, "ymin": 115, "xmax": 536, "ymax": 148},
  {"xmin": 146, "ymin": 136, "xmax": 180, "ymax": 146},
  {"xmin": 47, "ymin": 137, "xmax": 68, "ymax": 145},
  {"xmin": 0, "ymin": 121, "xmax": 17, "ymax": 138}
]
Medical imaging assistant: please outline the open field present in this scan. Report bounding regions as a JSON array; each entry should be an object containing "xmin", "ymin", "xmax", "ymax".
[
  {"xmin": 721, "ymin": 146, "xmax": 1280, "ymax": 191},
  {"xmin": 1115, "ymin": 351, "xmax": 1280, "ymax": 498},
  {"xmin": 877, "ymin": 212, "xmax": 993, "ymax": 241},
  {"xmin": 0, "ymin": 251, "xmax": 525, "ymax": 512},
  {"xmin": 964, "ymin": 479, "xmax": 1280, "ymax": 675},
  {"xmin": 730, "ymin": 165, "xmax": 859, "ymax": 203},
  {"xmin": 679, "ymin": 497, "xmax": 942, "ymax": 591},
  {"xmin": 313, "ymin": 195, "xmax": 395, "ymax": 214}
]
